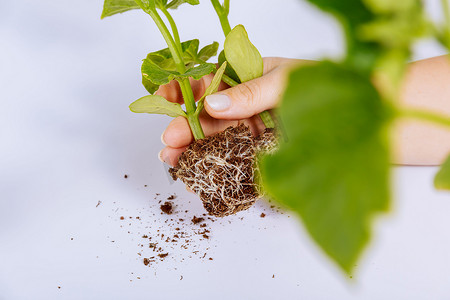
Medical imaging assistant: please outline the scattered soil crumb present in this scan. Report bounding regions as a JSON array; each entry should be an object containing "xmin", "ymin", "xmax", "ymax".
[
  {"xmin": 58, "ymin": 286, "xmax": 61, "ymax": 289},
  {"xmin": 160, "ymin": 202, "xmax": 173, "ymax": 214},
  {"xmin": 158, "ymin": 253, "xmax": 168, "ymax": 259},
  {"xmin": 96, "ymin": 201, "xmax": 102, "ymax": 208},
  {"xmin": 120, "ymin": 216, "xmax": 124, "ymax": 220},
  {"xmin": 209, "ymin": 258, "xmax": 213, "ymax": 260},
  {"xmin": 272, "ymin": 274, "xmax": 275, "ymax": 278},
  {"xmin": 180, "ymin": 275, "xmax": 183, "ymax": 280},
  {"xmin": 124, "ymin": 174, "xmax": 128, "ymax": 179},
  {"xmin": 167, "ymin": 194, "xmax": 177, "ymax": 200},
  {"xmin": 143, "ymin": 258, "xmax": 150, "ymax": 266},
  {"xmin": 192, "ymin": 216, "xmax": 204, "ymax": 224},
  {"xmin": 260, "ymin": 213, "xmax": 266, "ymax": 218}
]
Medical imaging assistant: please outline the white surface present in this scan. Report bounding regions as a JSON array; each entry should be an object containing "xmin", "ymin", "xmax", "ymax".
[{"xmin": 1, "ymin": 0, "xmax": 450, "ymax": 299}]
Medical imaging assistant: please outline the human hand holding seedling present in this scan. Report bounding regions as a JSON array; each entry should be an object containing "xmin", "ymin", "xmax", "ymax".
[{"xmin": 158, "ymin": 57, "xmax": 305, "ymax": 166}]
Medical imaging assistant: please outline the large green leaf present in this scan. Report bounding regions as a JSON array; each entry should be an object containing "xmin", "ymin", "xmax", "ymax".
[
  {"xmin": 101, "ymin": 0, "xmax": 139, "ymax": 19},
  {"xmin": 434, "ymin": 155, "xmax": 450, "ymax": 190},
  {"xmin": 224, "ymin": 25, "xmax": 263, "ymax": 83},
  {"xmin": 129, "ymin": 95, "xmax": 186, "ymax": 117},
  {"xmin": 260, "ymin": 62, "xmax": 392, "ymax": 273}
]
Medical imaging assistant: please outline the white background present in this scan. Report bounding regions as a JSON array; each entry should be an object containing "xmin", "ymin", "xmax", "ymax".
[{"xmin": 1, "ymin": 0, "xmax": 450, "ymax": 299}]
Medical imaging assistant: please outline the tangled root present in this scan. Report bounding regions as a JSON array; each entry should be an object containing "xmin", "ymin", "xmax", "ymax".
[{"xmin": 169, "ymin": 124, "xmax": 278, "ymax": 217}]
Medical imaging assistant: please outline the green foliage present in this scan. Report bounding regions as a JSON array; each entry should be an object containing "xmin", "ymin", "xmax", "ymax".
[
  {"xmin": 142, "ymin": 40, "xmax": 218, "ymax": 94},
  {"xmin": 165, "ymin": 0, "xmax": 200, "ymax": 9},
  {"xmin": 198, "ymin": 42, "xmax": 220, "ymax": 62},
  {"xmin": 195, "ymin": 62, "xmax": 227, "ymax": 116},
  {"xmin": 260, "ymin": 62, "xmax": 392, "ymax": 273},
  {"xmin": 145, "ymin": 40, "xmax": 219, "ymax": 71},
  {"xmin": 218, "ymin": 50, "xmax": 240, "ymax": 83},
  {"xmin": 142, "ymin": 57, "xmax": 215, "ymax": 91},
  {"xmin": 224, "ymin": 25, "xmax": 264, "ymax": 83},
  {"xmin": 101, "ymin": 0, "xmax": 139, "ymax": 19},
  {"xmin": 129, "ymin": 94, "xmax": 186, "ymax": 117},
  {"xmin": 435, "ymin": 155, "xmax": 450, "ymax": 190}
]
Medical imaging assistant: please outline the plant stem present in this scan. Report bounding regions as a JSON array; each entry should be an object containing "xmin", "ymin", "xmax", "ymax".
[
  {"xmin": 160, "ymin": 7, "xmax": 183, "ymax": 55},
  {"xmin": 210, "ymin": 0, "xmax": 231, "ymax": 36},
  {"xmin": 145, "ymin": 8, "xmax": 205, "ymax": 139},
  {"xmin": 400, "ymin": 108, "xmax": 450, "ymax": 129},
  {"xmin": 147, "ymin": 10, "xmax": 184, "ymax": 73}
]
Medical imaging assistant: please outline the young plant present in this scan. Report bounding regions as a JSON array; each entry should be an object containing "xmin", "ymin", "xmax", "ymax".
[
  {"xmin": 102, "ymin": 0, "xmax": 221, "ymax": 140},
  {"xmin": 101, "ymin": 0, "xmax": 277, "ymax": 217}
]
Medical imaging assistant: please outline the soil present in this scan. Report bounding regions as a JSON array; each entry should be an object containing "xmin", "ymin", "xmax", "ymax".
[
  {"xmin": 169, "ymin": 124, "xmax": 277, "ymax": 217},
  {"xmin": 160, "ymin": 201, "xmax": 173, "ymax": 214}
]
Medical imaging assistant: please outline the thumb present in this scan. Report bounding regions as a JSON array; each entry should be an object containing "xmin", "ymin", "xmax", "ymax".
[{"xmin": 204, "ymin": 69, "xmax": 285, "ymax": 120}]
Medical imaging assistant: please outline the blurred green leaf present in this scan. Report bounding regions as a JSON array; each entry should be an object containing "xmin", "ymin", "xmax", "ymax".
[
  {"xmin": 260, "ymin": 62, "xmax": 392, "ymax": 273},
  {"xmin": 434, "ymin": 155, "xmax": 450, "ymax": 190},
  {"xmin": 129, "ymin": 95, "xmax": 186, "ymax": 117},
  {"xmin": 101, "ymin": 0, "xmax": 139, "ymax": 19},
  {"xmin": 224, "ymin": 25, "xmax": 263, "ymax": 83}
]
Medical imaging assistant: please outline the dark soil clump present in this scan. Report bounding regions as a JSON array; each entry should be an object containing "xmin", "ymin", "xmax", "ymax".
[
  {"xmin": 160, "ymin": 201, "xmax": 173, "ymax": 214},
  {"xmin": 169, "ymin": 124, "xmax": 277, "ymax": 217}
]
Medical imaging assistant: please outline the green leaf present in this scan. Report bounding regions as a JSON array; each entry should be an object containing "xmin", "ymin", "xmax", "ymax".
[
  {"xmin": 260, "ymin": 62, "xmax": 392, "ymax": 273},
  {"xmin": 224, "ymin": 25, "xmax": 263, "ymax": 83},
  {"xmin": 434, "ymin": 155, "xmax": 450, "ymax": 190},
  {"xmin": 195, "ymin": 62, "xmax": 227, "ymax": 116},
  {"xmin": 134, "ymin": 0, "xmax": 156, "ymax": 11},
  {"xmin": 218, "ymin": 50, "xmax": 241, "ymax": 84},
  {"xmin": 142, "ymin": 58, "xmax": 215, "ymax": 92},
  {"xmin": 144, "ymin": 40, "xmax": 219, "ymax": 72},
  {"xmin": 101, "ymin": 0, "xmax": 140, "ymax": 19},
  {"xmin": 142, "ymin": 75, "xmax": 160, "ymax": 94},
  {"xmin": 142, "ymin": 57, "xmax": 179, "ymax": 86},
  {"xmin": 166, "ymin": 0, "xmax": 199, "ymax": 9},
  {"xmin": 129, "ymin": 95, "xmax": 186, "ymax": 117},
  {"xmin": 182, "ymin": 63, "xmax": 216, "ymax": 80},
  {"xmin": 198, "ymin": 42, "xmax": 220, "ymax": 62}
]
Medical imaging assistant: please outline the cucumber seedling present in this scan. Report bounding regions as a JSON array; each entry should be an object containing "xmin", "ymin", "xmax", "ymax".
[{"xmin": 101, "ymin": 0, "xmax": 277, "ymax": 216}]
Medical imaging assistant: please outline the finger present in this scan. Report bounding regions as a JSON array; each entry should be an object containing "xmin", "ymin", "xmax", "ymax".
[
  {"xmin": 158, "ymin": 146, "xmax": 187, "ymax": 167},
  {"xmin": 204, "ymin": 67, "xmax": 287, "ymax": 120}
]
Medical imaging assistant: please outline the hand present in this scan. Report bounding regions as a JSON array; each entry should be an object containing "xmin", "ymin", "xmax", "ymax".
[{"xmin": 157, "ymin": 57, "xmax": 304, "ymax": 166}]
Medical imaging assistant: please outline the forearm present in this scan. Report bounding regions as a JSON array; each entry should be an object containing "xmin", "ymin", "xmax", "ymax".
[{"xmin": 392, "ymin": 55, "xmax": 450, "ymax": 165}]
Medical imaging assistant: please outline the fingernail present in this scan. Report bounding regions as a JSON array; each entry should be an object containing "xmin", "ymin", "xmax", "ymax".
[
  {"xmin": 206, "ymin": 94, "xmax": 231, "ymax": 111},
  {"xmin": 161, "ymin": 130, "xmax": 168, "ymax": 146},
  {"xmin": 158, "ymin": 149, "xmax": 169, "ymax": 164}
]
